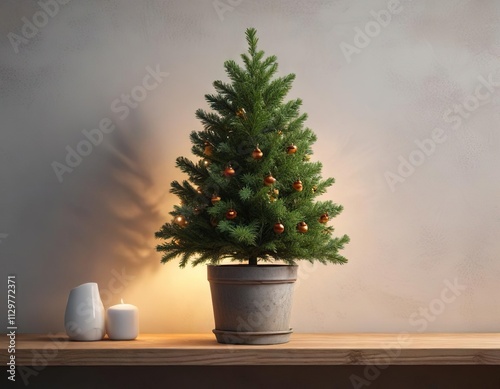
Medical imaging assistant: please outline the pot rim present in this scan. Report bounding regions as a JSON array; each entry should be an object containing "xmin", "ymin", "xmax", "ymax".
[
  {"xmin": 207, "ymin": 264, "xmax": 298, "ymax": 267},
  {"xmin": 207, "ymin": 263, "xmax": 298, "ymax": 283}
]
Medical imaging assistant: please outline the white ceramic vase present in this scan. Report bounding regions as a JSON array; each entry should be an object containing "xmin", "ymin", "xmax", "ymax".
[{"xmin": 64, "ymin": 282, "xmax": 106, "ymax": 341}]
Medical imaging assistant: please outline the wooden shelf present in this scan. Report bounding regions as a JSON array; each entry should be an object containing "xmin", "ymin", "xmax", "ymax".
[{"xmin": 4, "ymin": 333, "xmax": 500, "ymax": 366}]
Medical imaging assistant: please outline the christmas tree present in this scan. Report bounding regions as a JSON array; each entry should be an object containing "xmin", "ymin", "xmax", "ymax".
[{"xmin": 155, "ymin": 28, "xmax": 349, "ymax": 267}]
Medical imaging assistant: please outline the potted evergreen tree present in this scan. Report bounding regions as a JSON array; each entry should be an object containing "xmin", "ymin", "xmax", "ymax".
[{"xmin": 155, "ymin": 28, "xmax": 349, "ymax": 345}]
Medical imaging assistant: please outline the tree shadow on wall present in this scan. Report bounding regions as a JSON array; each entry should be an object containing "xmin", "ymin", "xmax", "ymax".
[{"xmin": 49, "ymin": 108, "xmax": 171, "ymax": 305}]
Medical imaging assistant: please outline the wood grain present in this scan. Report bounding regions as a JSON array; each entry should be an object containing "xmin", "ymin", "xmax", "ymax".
[{"xmin": 3, "ymin": 333, "xmax": 500, "ymax": 366}]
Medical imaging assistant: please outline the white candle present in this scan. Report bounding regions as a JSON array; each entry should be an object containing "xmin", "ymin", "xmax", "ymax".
[{"xmin": 106, "ymin": 299, "xmax": 139, "ymax": 340}]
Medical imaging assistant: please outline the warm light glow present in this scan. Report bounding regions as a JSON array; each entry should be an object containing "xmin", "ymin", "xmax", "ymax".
[
  {"xmin": 124, "ymin": 265, "xmax": 213, "ymax": 333},
  {"xmin": 121, "ymin": 298, "xmax": 124, "ymax": 304}
]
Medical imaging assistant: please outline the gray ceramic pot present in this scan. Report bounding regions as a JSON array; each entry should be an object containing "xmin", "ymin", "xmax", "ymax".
[{"xmin": 207, "ymin": 264, "xmax": 298, "ymax": 345}]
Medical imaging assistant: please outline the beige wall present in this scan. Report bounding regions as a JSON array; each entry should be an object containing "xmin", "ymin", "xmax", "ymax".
[{"xmin": 1, "ymin": 0, "xmax": 500, "ymax": 334}]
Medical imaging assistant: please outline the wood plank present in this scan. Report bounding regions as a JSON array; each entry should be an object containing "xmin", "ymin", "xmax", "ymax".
[{"xmin": 3, "ymin": 333, "xmax": 500, "ymax": 366}]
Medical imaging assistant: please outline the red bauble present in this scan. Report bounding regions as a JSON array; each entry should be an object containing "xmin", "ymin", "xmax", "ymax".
[
  {"xmin": 297, "ymin": 221, "xmax": 308, "ymax": 233},
  {"xmin": 293, "ymin": 179, "xmax": 303, "ymax": 191},
  {"xmin": 226, "ymin": 209, "xmax": 237, "ymax": 220},
  {"xmin": 204, "ymin": 142, "xmax": 213, "ymax": 156},
  {"xmin": 252, "ymin": 147, "xmax": 263, "ymax": 160},
  {"xmin": 287, "ymin": 144, "xmax": 298, "ymax": 154},
  {"xmin": 224, "ymin": 165, "xmax": 235, "ymax": 177},
  {"xmin": 211, "ymin": 194, "xmax": 221, "ymax": 204},
  {"xmin": 319, "ymin": 213, "xmax": 329, "ymax": 224},
  {"xmin": 264, "ymin": 174, "xmax": 276, "ymax": 186},
  {"xmin": 273, "ymin": 222, "xmax": 285, "ymax": 234},
  {"xmin": 174, "ymin": 215, "xmax": 187, "ymax": 227}
]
